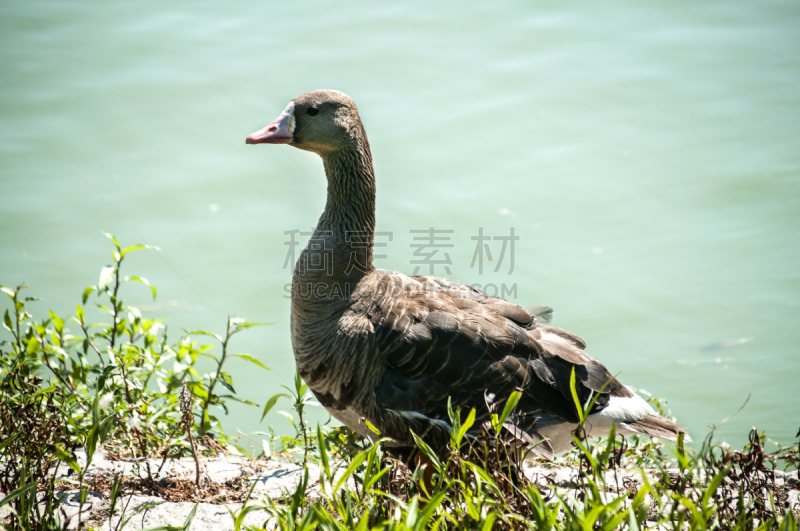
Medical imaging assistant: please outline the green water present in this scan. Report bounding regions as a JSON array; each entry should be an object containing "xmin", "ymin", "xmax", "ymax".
[{"xmin": 2, "ymin": 0, "xmax": 798, "ymax": 449}]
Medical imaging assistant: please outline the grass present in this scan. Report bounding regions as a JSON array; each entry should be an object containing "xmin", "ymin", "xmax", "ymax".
[
  {"xmin": 1, "ymin": 236, "xmax": 798, "ymax": 530},
  {"xmin": 239, "ymin": 380, "xmax": 798, "ymax": 531}
]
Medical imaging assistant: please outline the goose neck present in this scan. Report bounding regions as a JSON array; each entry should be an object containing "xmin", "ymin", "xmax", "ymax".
[{"xmin": 292, "ymin": 146, "xmax": 377, "ymax": 302}]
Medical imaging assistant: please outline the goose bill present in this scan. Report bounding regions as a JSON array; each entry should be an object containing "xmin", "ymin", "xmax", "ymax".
[{"xmin": 246, "ymin": 102, "xmax": 295, "ymax": 144}]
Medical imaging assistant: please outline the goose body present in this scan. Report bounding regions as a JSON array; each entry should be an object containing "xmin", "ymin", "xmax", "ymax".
[{"xmin": 247, "ymin": 89, "xmax": 688, "ymax": 458}]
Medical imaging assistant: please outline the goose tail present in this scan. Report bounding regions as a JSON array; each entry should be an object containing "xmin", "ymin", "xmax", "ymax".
[{"xmin": 622, "ymin": 414, "xmax": 692, "ymax": 442}]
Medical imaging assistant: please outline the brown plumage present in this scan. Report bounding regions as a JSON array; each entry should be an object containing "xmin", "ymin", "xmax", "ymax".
[{"xmin": 246, "ymin": 89, "xmax": 689, "ymax": 458}]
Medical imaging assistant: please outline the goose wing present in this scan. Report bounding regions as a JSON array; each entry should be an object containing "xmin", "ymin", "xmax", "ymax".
[{"xmin": 359, "ymin": 271, "xmax": 634, "ymax": 448}]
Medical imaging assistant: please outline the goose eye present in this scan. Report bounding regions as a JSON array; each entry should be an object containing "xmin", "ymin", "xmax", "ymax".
[{"xmin": 306, "ymin": 107, "xmax": 319, "ymax": 116}]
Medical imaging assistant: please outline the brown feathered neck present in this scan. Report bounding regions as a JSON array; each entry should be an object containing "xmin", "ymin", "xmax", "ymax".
[{"xmin": 293, "ymin": 125, "xmax": 376, "ymax": 304}]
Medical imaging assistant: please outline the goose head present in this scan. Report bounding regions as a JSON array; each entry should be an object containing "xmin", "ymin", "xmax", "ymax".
[{"xmin": 246, "ymin": 89, "xmax": 366, "ymax": 155}]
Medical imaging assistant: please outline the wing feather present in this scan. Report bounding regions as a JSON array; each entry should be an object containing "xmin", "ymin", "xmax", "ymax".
[{"xmin": 366, "ymin": 272, "xmax": 633, "ymax": 447}]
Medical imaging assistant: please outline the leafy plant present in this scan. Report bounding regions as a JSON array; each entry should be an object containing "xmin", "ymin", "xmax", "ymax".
[
  {"xmin": 0, "ymin": 235, "xmax": 269, "ymax": 529},
  {"xmin": 248, "ymin": 371, "xmax": 800, "ymax": 531},
  {"xmin": 3, "ymin": 235, "xmax": 799, "ymax": 531},
  {"xmin": 258, "ymin": 371, "xmax": 322, "ymax": 464}
]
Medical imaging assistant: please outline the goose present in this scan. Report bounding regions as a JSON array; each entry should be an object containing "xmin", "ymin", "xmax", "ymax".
[{"xmin": 246, "ymin": 89, "xmax": 688, "ymax": 459}]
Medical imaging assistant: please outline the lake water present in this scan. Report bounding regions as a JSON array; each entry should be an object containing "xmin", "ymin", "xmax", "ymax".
[{"xmin": 2, "ymin": 0, "xmax": 798, "ymax": 450}]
